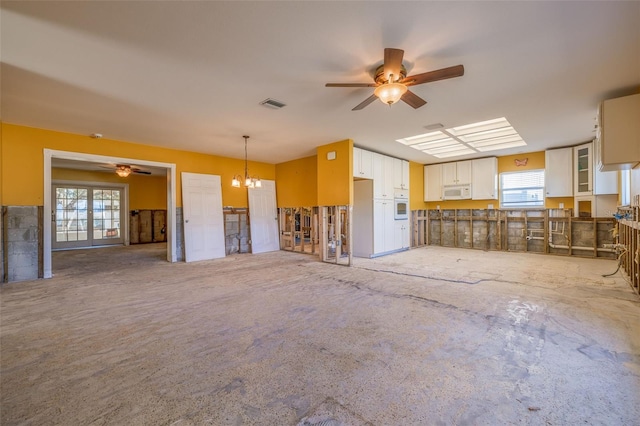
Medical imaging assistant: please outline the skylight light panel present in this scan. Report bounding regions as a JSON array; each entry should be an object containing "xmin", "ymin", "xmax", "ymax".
[
  {"xmin": 467, "ymin": 134, "xmax": 524, "ymax": 148},
  {"xmin": 456, "ymin": 127, "xmax": 518, "ymax": 143},
  {"xmin": 432, "ymin": 148, "xmax": 476, "ymax": 158},
  {"xmin": 396, "ymin": 131, "xmax": 448, "ymax": 146},
  {"xmin": 447, "ymin": 117, "xmax": 510, "ymax": 136},
  {"xmin": 396, "ymin": 116, "xmax": 526, "ymax": 159},
  {"xmin": 473, "ymin": 140, "xmax": 526, "ymax": 152}
]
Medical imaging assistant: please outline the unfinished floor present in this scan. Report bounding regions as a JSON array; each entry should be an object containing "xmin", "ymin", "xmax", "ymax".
[{"xmin": 1, "ymin": 244, "xmax": 639, "ymax": 425}]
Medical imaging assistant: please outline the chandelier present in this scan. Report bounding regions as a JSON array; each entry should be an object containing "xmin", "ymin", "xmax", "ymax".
[{"xmin": 232, "ymin": 135, "xmax": 261, "ymax": 188}]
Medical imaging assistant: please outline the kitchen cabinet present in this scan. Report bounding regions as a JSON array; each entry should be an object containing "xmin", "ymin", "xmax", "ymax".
[
  {"xmin": 573, "ymin": 141, "xmax": 619, "ymax": 217},
  {"xmin": 442, "ymin": 160, "xmax": 471, "ymax": 186},
  {"xmin": 394, "ymin": 220, "xmax": 410, "ymax": 250},
  {"xmin": 393, "ymin": 158, "xmax": 410, "ymax": 190},
  {"xmin": 545, "ymin": 147, "xmax": 573, "ymax": 197},
  {"xmin": 574, "ymin": 143, "xmax": 593, "ymax": 196},
  {"xmin": 373, "ymin": 153, "xmax": 395, "ymax": 199},
  {"xmin": 353, "ymin": 147, "xmax": 373, "ymax": 179},
  {"xmin": 424, "ymin": 164, "xmax": 442, "ymax": 202},
  {"xmin": 574, "ymin": 141, "xmax": 618, "ymax": 197},
  {"xmin": 598, "ymin": 93, "xmax": 640, "ymax": 171},
  {"xmin": 373, "ymin": 199, "xmax": 396, "ymax": 254},
  {"xmin": 471, "ymin": 157, "xmax": 498, "ymax": 200}
]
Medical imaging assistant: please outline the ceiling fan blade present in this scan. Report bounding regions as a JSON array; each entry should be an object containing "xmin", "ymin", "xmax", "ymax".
[
  {"xmin": 383, "ymin": 48, "xmax": 404, "ymax": 82},
  {"xmin": 132, "ymin": 169, "xmax": 151, "ymax": 175},
  {"xmin": 401, "ymin": 90, "xmax": 427, "ymax": 109},
  {"xmin": 352, "ymin": 94, "xmax": 378, "ymax": 111},
  {"xmin": 402, "ymin": 64, "xmax": 465, "ymax": 86},
  {"xmin": 326, "ymin": 83, "xmax": 377, "ymax": 87}
]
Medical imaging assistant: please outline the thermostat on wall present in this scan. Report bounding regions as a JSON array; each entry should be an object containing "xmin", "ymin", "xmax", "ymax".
[{"xmin": 327, "ymin": 151, "xmax": 336, "ymax": 160}]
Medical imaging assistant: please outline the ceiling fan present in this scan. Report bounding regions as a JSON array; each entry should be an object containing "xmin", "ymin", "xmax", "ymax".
[
  {"xmin": 100, "ymin": 164, "xmax": 152, "ymax": 177},
  {"xmin": 326, "ymin": 48, "xmax": 464, "ymax": 110}
]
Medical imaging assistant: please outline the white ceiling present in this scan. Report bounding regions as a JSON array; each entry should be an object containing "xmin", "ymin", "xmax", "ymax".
[{"xmin": 2, "ymin": 1, "xmax": 639, "ymax": 165}]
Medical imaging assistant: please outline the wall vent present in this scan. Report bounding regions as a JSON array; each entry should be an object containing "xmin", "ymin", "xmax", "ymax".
[{"xmin": 260, "ymin": 98, "xmax": 287, "ymax": 109}]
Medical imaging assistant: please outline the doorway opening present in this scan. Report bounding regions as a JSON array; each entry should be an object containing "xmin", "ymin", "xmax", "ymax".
[{"xmin": 43, "ymin": 149, "xmax": 177, "ymax": 278}]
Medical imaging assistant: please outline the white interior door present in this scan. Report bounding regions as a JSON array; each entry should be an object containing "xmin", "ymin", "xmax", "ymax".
[
  {"xmin": 182, "ymin": 172, "xmax": 225, "ymax": 262},
  {"xmin": 248, "ymin": 180, "xmax": 279, "ymax": 254}
]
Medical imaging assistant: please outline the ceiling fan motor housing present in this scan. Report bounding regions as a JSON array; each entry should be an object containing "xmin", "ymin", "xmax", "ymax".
[{"xmin": 375, "ymin": 64, "xmax": 407, "ymax": 84}]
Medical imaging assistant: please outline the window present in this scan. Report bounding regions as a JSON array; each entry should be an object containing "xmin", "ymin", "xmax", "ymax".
[
  {"xmin": 621, "ymin": 169, "xmax": 630, "ymax": 206},
  {"xmin": 500, "ymin": 170, "xmax": 545, "ymax": 208}
]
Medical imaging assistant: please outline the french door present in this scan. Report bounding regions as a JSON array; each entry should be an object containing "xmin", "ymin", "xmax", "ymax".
[{"xmin": 53, "ymin": 185, "xmax": 125, "ymax": 249}]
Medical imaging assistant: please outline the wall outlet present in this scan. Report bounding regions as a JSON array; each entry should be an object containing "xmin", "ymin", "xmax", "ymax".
[
  {"xmin": 488, "ymin": 204, "xmax": 494, "ymax": 210},
  {"xmin": 559, "ymin": 202, "xmax": 564, "ymax": 209},
  {"xmin": 436, "ymin": 205, "xmax": 440, "ymax": 210}
]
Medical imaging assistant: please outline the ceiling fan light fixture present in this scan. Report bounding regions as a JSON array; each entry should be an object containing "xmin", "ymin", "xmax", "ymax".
[
  {"xmin": 115, "ymin": 165, "xmax": 131, "ymax": 178},
  {"xmin": 374, "ymin": 82, "xmax": 407, "ymax": 106}
]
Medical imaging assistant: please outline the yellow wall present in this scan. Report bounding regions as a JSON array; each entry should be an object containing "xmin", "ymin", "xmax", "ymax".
[
  {"xmin": 52, "ymin": 168, "xmax": 167, "ymax": 210},
  {"xmin": 497, "ymin": 151, "xmax": 545, "ymax": 173},
  {"xmin": 317, "ymin": 139, "xmax": 352, "ymax": 206},
  {"xmin": 409, "ymin": 161, "xmax": 427, "ymax": 210},
  {"xmin": 275, "ymin": 155, "xmax": 317, "ymax": 207},
  {"xmin": 1, "ymin": 124, "xmax": 275, "ymax": 207}
]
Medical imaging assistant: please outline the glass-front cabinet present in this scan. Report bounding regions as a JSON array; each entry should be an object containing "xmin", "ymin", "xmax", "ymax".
[{"xmin": 574, "ymin": 142, "xmax": 593, "ymax": 196}]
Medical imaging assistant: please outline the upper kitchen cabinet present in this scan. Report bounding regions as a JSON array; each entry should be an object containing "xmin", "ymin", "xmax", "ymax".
[
  {"xmin": 373, "ymin": 153, "xmax": 394, "ymax": 199},
  {"xmin": 471, "ymin": 157, "xmax": 498, "ymax": 200},
  {"xmin": 353, "ymin": 147, "xmax": 373, "ymax": 179},
  {"xmin": 424, "ymin": 164, "xmax": 442, "ymax": 202},
  {"xmin": 442, "ymin": 160, "xmax": 472, "ymax": 186},
  {"xmin": 597, "ymin": 93, "xmax": 640, "ymax": 171},
  {"xmin": 545, "ymin": 147, "xmax": 573, "ymax": 197},
  {"xmin": 393, "ymin": 158, "xmax": 410, "ymax": 190},
  {"xmin": 574, "ymin": 143, "xmax": 593, "ymax": 196},
  {"xmin": 574, "ymin": 141, "xmax": 618, "ymax": 197}
]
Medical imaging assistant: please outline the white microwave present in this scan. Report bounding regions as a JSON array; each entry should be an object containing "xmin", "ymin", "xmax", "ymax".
[{"xmin": 442, "ymin": 184, "xmax": 471, "ymax": 200}]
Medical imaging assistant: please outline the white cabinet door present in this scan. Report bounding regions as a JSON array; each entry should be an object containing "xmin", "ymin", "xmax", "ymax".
[
  {"xmin": 424, "ymin": 164, "xmax": 442, "ymax": 201},
  {"xmin": 373, "ymin": 199, "xmax": 396, "ymax": 254},
  {"xmin": 373, "ymin": 153, "xmax": 394, "ymax": 199},
  {"xmin": 471, "ymin": 157, "xmax": 498, "ymax": 200},
  {"xmin": 442, "ymin": 161, "xmax": 471, "ymax": 185},
  {"xmin": 353, "ymin": 147, "xmax": 362, "ymax": 178},
  {"xmin": 442, "ymin": 162, "xmax": 458, "ymax": 186},
  {"xmin": 353, "ymin": 147, "xmax": 373, "ymax": 179},
  {"xmin": 574, "ymin": 143, "xmax": 593, "ymax": 196},
  {"xmin": 457, "ymin": 160, "xmax": 472, "ymax": 185},
  {"xmin": 394, "ymin": 220, "xmax": 410, "ymax": 250},
  {"xmin": 545, "ymin": 148, "xmax": 573, "ymax": 197},
  {"xmin": 393, "ymin": 158, "xmax": 410, "ymax": 189}
]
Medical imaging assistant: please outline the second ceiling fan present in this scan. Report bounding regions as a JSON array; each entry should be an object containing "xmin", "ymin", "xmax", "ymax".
[{"xmin": 326, "ymin": 48, "xmax": 464, "ymax": 110}]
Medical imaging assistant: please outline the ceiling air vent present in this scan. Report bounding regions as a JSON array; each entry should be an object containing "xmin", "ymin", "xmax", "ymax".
[{"xmin": 260, "ymin": 98, "xmax": 287, "ymax": 109}]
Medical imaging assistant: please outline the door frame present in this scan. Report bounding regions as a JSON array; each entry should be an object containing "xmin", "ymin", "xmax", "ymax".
[
  {"xmin": 44, "ymin": 149, "xmax": 177, "ymax": 279},
  {"xmin": 52, "ymin": 179, "xmax": 129, "ymax": 249}
]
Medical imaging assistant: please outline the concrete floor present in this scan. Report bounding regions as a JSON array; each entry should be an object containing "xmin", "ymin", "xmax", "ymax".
[{"xmin": 1, "ymin": 244, "xmax": 639, "ymax": 425}]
